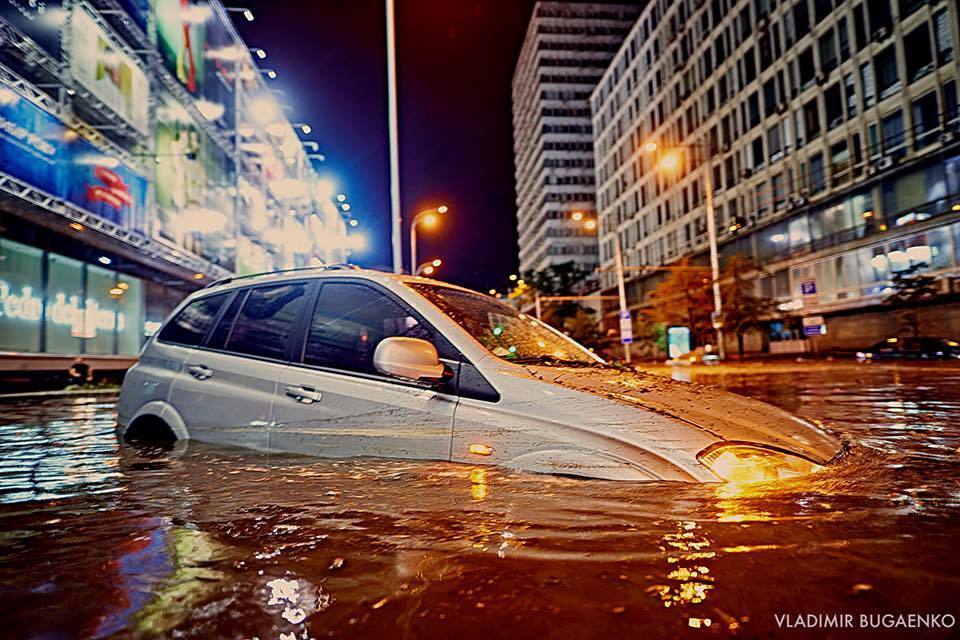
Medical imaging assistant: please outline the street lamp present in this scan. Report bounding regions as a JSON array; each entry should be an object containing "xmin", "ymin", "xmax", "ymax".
[
  {"xmin": 416, "ymin": 258, "xmax": 442, "ymax": 276},
  {"xmin": 225, "ymin": 7, "xmax": 255, "ymax": 22},
  {"xmin": 643, "ymin": 140, "xmax": 725, "ymax": 360},
  {"xmin": 575, "ymin": 215, "xmax": 630, "ymax": 362},
  {"xmin": 410, "ymin": 205, "xmax": 447, "ymax": 274}
]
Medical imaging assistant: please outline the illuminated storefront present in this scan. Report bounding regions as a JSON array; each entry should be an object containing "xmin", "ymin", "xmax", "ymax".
[{"xmin": 0, "ymin": 238, "xmax": 145, "ymax": 356}]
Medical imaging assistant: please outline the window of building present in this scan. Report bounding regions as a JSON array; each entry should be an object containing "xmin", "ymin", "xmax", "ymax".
[
  {"xmin": 934, "ymin": 10, "xmax": 954, "ymax": 65},
  {"xmin": 911, "ymin": 92, "xmax": 940, "ymax": 149},
  {"xmin": 748, "ymin": 91, "xmax": 761, "ymax": 128},
  {"xmin": 768, "ymin": 123, "xmax": 782, "ymax": 159},
  {"xmin": 853, "ymin": 5, "xmax": 867, "ymax": 51},
  {"xmin": 830, "ymin": 140, "xmax": 850, "ymax": 183},
  {"xmin": 810, "ymin": 153, "xmax": 826, "ymax": 192},
  {"xmin": 837, "ymin": 17, "xmax": 850, "ymax": 60},
  {"xmin": 824, "ymin": 83, "xmax": 843, "ymax": 126},
  {"xmin": 860, "ymin": 62, "xmax": 875, "ymax": 108},
  {"xmin": 794, "ymin": 0, "xmax": 811, "ymax": 38},
  {"xmin": 818, "ymin": 29, "xmax": 838, "ymax": 71},
  {"xmin": 303, "ymin": 282, "xmax": 439, "ymax": 375},
  {"xmin": 881, "ymin": 109, "xmax": 905, "ymax": 156},
  {"xmin": 844, "ymin": 73, "xmax": 857, "ymax": 119},
  {"xmin": 904, "ymin": 24, "xmax": 935, "ymax": 83},
  {"xmin": 945, "ymin": 80, "xmax": 958, "ymax": 128},
  {"xmin": 874, "ymin": 46, "xmax": 899, "ymax": 99},
  {"xmin": 763, "ymin": 78, "xmax": 777, "ymax": 114},
  {"xmin": 157, "ymin": 293, "xmax": 229, "ymax": 347},
  {"xmin": 224, "ymin": 283, "xmax": 307, "ymax": 360},
  {"xmin": 804, "ymin": 98, "xmax": 821, "ymax": 140},
  {"xmin": 798, "ymin": 47, "xmax": 815, "ymax": 87},
  {"xmin": 752, "ymin": 136, "xmax": 765, "ymax": 169},
  {"xmin": 867, "ymin": 0, "xmax": 892, "ymax": 37}
]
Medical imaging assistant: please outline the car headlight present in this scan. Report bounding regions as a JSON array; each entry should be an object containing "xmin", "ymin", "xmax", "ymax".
[{"xmin": 698, "ymin": 444, "xmax": 822, "ymax": 484}]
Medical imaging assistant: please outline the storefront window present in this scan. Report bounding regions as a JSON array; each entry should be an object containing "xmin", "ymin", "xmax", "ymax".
[
  {"xmin": 46, "ymin": 254, "xmax": 84, "ymax": 355},
  {"xmin": 0, "ymin": 239, "xmax": 43, "ymax": 352},
  {"xmin": 117, "ymin": 277, "xmax": 144, "ymax": 355},
  {"xmin": 836, "ymin": 252, "xmax": 861, "ymax": 300},
  {"xmin": 85, "ymin": 264, "xmax": 120, "ymax": 355},
  {"xmin": 859, "ymin": 245, "xmax": 891, "ymax": 297}
]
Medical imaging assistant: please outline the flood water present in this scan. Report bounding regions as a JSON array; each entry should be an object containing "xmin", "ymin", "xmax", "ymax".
[{"xmin": 1, "ymin": 363, "xmax": 958, "ymax": 639}]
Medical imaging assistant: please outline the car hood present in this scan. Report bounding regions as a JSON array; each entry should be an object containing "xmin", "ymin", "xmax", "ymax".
[{"xmin": 524, "ymin": 365, "xmax": 842, "ymax": 465}]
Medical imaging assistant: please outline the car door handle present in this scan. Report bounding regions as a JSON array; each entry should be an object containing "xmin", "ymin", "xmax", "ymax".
[
  {"xmin": 188, "ymin": 364, "xmax": 213, "ymax": 380},
  {"xmin": 285, "ymin": 385, "xmax": 322, "ymax": 404}
]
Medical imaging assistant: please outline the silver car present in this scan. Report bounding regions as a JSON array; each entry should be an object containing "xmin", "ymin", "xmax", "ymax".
[{"xmin": 118, "ymin": 267, "xmax": 843, "ymax": 483}]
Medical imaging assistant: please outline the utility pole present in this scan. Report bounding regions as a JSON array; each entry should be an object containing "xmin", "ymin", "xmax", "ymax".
[{"xmin": 386, "ymin": 0, "xmax": 402, "ymax": 273}]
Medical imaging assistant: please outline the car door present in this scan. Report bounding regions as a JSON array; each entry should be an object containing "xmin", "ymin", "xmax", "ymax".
[
  {"xmin": 168, "ymin": 281, "xmax": 309, "ymax": 451},
  {"xmin": 271, "ymin": 279, "xmax": 457, "ymax": 462}
]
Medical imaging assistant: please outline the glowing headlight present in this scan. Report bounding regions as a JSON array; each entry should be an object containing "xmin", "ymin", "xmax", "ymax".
[{"xmin": 698, "ymin": 444, "xmax": 822, "ymax": 484}]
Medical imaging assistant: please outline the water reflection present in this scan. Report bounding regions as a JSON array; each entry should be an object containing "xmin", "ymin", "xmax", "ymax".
[{"xmin": 1, "ymin": 364, "xmax": 959, "ymax": 638}]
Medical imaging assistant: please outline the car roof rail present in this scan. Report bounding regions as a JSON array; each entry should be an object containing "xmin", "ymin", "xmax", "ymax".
[{"xmin": 204, "ymin": 263, "xmax": 362, "ymax": 289}]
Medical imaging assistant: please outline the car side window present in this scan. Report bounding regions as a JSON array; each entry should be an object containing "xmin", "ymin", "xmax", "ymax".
[
  {"xmin": 223, "ymin": 283, "xmax": 307, "ymax": 361},
  {"xmin": 303, "ymin": 282, "xmax": 437, "ymax": 375},
  {"xmin": 157, "ymin": 293, "xmax": 229, "ymax": 347}
]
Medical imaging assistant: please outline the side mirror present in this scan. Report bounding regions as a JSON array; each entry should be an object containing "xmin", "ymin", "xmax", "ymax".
[{"xmin": 373, "ymin": 337, "xmax": 446, "ymax": 382}]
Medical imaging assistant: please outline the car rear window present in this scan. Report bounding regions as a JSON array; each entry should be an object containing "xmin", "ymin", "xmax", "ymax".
[
  {"xmin": 157, "ymin": 293, "xmax": 229, "ymax": 347},
  {"xmin": 222, "ymin": 283, "xmax": 307, "ymax": 361}
]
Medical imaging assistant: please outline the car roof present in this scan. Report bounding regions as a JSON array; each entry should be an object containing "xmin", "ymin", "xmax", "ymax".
[{"xmin": 196, "ymin": 265, "xmax": 483, "ymax": 299}]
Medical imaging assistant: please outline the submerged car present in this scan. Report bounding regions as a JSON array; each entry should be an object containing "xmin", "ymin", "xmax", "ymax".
[
  {"xmin": 118, "ymin": 267, "xmax": 842, "ymax": 483},
  {"xmin": 857, "ymin": 337, "xmax": 960, "ymax": 361}
]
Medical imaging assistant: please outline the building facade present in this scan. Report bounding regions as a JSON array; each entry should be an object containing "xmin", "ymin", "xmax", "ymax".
[
  {"xmin": 592, "ymin": 0, "xmax": 960, "ymax": 351},
  {"xmin": 0, "ymin": 0, "xmax": 349, "ymax": 378},
  {"xmin": 512, "ymin": 1, "xmax": 640, "ymax": 277}
]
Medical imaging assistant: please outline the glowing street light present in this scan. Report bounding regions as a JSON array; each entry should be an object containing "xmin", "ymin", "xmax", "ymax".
[
  {"xmin": 416, "ymin": 258, "xmax": 443, "ymax": 276},
  {"xmin": 658, "ymin": 149, "xmax": 682, "ymax": 173},
  {"xmin": 225, "ymin": 7, "xmax": 255, "ymax": 22},
  {"xmin": 410, "ymin": 205, "xmax": 448, "ymax": 274},
  {"xmin": 641, "ymin": 139, "xmax": 725, "ymax": 360}
]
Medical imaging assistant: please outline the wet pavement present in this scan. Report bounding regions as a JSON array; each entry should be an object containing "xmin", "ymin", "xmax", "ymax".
[{"xmin": 1, "ymin": 362, "xmax": 959, "ymax": 639}]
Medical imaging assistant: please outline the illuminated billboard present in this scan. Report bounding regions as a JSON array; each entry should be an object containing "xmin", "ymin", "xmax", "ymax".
[
  {"xmin": 69, "ymin": 5, "xmax": 150, "ymax": 133},
  {"xmin": 154, "ymin": 0, "xmax": 206, "ymax": 95},
  {"xmin": 153, "ymin": 91, "xmax": 236, "ymax": 270},
  {"xmin": 0, "ymin": 82, "xmax": 148, "ymax": 233}
]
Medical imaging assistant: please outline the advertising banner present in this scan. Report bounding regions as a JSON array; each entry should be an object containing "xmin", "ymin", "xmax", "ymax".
[
  {"xmin": 154, "ymin": 0, "xmax": 206, "ymax": 96},
  {"xmin": 69, "ymin": 6, "xmax": 150, "ymax": 133},
  {"xmin": 0, "ymin": 83, "xmax": 148, "ymax": 232},
  {"xmin": 154, "ymin": 92, "xmax": 236, "ymax": 270},
  {"xmin": 0, "ymin": 0, "xmax": 65, "ymax": 56}
]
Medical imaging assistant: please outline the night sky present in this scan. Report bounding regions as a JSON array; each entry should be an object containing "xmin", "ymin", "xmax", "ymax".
[{"xmin": 238, "ymin": 0, "xmax": 536, "ymax": 293}]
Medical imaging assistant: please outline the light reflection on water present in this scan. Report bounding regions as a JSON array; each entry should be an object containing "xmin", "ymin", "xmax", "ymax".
[{"xmin": 0, "ymin": 363, "xmax": 959, "ymax": 638}]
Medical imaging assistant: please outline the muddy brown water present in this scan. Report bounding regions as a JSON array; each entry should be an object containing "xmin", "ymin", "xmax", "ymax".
[{"xmin": 1, "ymin": 363, "xmax": 958, "ymax": 639}]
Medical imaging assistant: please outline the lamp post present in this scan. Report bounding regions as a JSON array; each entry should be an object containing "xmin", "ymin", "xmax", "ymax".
[
  {"xmin": 416, "ymin": 258, "xmax": 442, "ymax": 276},
  {"xmin": 386, "ymin": 0, "xmax": 403, "ymax": 273},
  {"xmin": 409, "ymin": 205, "xmax": 447, "ymax": 274},
  {"xmin": 575, "ymin": 214, "xmax": 630, "ymax": 362},
  {"xmin": 645, "ymin": 141, "xmax": 726, "ymax": 360}
]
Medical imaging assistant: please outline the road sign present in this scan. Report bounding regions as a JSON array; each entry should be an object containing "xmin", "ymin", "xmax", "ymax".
[
  {"xmin": 803, "ymin": 324, "xmax": 827, "ymax": 336},
  {"xmin": 801, "ymin": 280, "xmax": 817, "ymax": 295},
  {"xmin": 619, "ymin": 310, "xmax": 633, "ymax": 344}
]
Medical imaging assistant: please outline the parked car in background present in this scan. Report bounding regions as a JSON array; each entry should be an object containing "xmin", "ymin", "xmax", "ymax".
[
  {"xmin": 857, "ymin": 337, "xmax": 960, "ymax": 361},
  {"xmin": 118, "ymin": 267, "xmax": 842, "ymax": 484}
]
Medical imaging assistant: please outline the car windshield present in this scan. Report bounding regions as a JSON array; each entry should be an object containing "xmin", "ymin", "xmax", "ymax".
[{"xmin": 408, "ymin": 283, "xmax": 598, "ymax": 365}]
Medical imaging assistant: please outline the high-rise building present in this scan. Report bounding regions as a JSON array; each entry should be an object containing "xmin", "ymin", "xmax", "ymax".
[
  {"xmin": 592, "ymin": 0, "xmax": 959, "ymax": 352},
  {"xmin": 512, "ymin": 1, "xmax": 641, "ymax": 278},
  {"xmin": 0, "ymin": 1, "xmax": 349, "ymax": 384}
]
